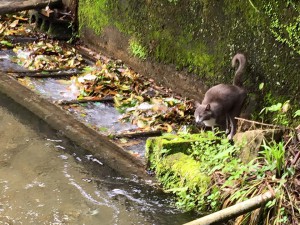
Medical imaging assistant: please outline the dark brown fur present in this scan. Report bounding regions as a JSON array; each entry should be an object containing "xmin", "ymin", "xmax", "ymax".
[{"xmin": 194, "ymin": 53, "xmax": 247, "ymax": 139}]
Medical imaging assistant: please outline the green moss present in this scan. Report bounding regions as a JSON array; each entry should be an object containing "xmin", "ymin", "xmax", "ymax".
[
  {"xmin": 145, "ymin": 133, "xmax": 213, "ymax": 170},
  {"xmin": 78, "ymin": 0, "xmax": 300, "ymax": 107},
  {"xmin": 145, "ymin": 132, "xmax": 224, "ymax": 211},
  {"xmin": 128, "ymin": 38, "xmax": 148, "ymax": 60},
  {"xmin": 261, "ymin": 1, "xmax": 300, "ymax": 54},
  {"xmin": 167, "ymin": 0, "xmax": 179, "ymax": 5},
  {"xmin": 162, "ymin": 153, "xmax": 210, "ymax": 191},
  {"xmin": 158, "ymin": 153, "xmax": 211, "ymax": 211},
  {"xmin": 146, "ymin": 132, "xmax": 237, "ymax": 211},
  {"xmin": 78, "ymin": 0, "xmax": 109, "ymax": 34}
]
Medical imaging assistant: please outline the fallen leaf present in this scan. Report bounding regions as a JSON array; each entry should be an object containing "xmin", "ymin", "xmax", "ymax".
[{"xmin": 9, "ymin": 19, "xmax": 19, "ymax": 28}]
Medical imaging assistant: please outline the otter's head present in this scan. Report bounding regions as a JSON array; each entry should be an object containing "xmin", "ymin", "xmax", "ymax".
[{"xmin": 194, "ymin": 102, "xmax": 215, "ymax": 127}]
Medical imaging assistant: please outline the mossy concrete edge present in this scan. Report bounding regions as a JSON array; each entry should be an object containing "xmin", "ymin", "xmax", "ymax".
[{"xmin": 0, "ymin": 73, "xmax": 150, "ymax": 180}]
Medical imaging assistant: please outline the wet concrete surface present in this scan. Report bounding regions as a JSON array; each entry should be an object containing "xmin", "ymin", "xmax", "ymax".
[
  {"xmin": 0, "ymin": 49, "xmax": 25, "ymax": 71},
  {"xmin": 0, "ymin": 40, "xmax": 154, "ymax": 178},
  {"xmin": 0, "ymin": 92, "xmax": 197, "ymax": 224},
  {"xmin": 0, "ymin": 47, "xmax": 149, "ymax": 159}
]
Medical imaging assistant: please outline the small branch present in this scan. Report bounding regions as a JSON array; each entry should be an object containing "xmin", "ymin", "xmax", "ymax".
[
  {"xmin": 183, "ymin": 191, "xmax": 275, "ymax": 225},
  {"xmin": 291, "ymin": 151, "xmax": 300, "ymax": 166},
  {"xmin": 1, "ymin": 69, "xmax": 69, "ymax": 73},
  {"xmin": 4, "ymin": 35, "xmax": 39, "ymax": 43},
  {"xmin": 12, "ymin": 70, "xmax": 82, "ymax": 78},
  {"xmin": 235, "ymin": 117, "xmax": 286, "ymax": 129},
  {"xmin": 114, "ymin": 130, "xmax": 162, "ymax": 139},
  {"xmin": 56, "ymin": 96, "xmax": 114, "ymax": 105},
  {"xmin": 284, "ymin": 135, "xmax": 294, "ymax": 149}
]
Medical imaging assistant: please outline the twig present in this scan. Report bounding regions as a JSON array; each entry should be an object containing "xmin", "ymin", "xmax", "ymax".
[
  {"xmin": 13, "ymin": 70, "xmax": 83, "ymax": 78},
  {"xmin": 56, "ymin": 96, "xmax": 114, "ymax": 105},
  {"xmin": 235, "ymin": 117, "xmax": 286, "ymax": 129},
  {"xmin": 4, "ymin": 35, "xmax": 39, "ymax": 43},
  {"xmin": 113, "ymin": 130, "xmax": 162, "ymax": 139},
  {"xmin": 291, "ymin": 151, "xmax": 300, "ymax": 166},
  {"xmin": 75, "ymin": 45, "xmax": 98, "ymax": 63},
  {"xmin": 284, "ymin": 135, "xmax": 294, "ymax": 149},
  {"xmin": 283, "ymin": 185, "xmax": 296, "ymax": 221},
  {"xmin": 2, "ymin": 68, "xmax": 80, "ymax": 73},
  {"xmin": 0, "ymin": 0, "xmax": 62, "ymax": 15},
  {"xmin": 266, "ymin": 181, "xmax": 276, "ymax": 197}
]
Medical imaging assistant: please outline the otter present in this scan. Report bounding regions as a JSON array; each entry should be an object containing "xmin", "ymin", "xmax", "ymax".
[{"xmin": 194, "ymin": 53, "xmax": 247, "ymax": 139}]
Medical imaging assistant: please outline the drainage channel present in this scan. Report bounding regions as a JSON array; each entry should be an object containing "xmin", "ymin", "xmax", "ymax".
[
  {"xmin": 3, "ymin": 43, "xmax": 163, "ymax": 150},
  {"xmin": 0, "ymin": 44, "xmax": 199, "ymax": 225},
  {"xmin": 0, "ymin": 18, "xmax": 171, "ymax": 179},
  {"xmin": 0, "ymin": 91, "xmax": 197, "ymax": 224},
  {"xmin": 0, "ymin": 9, "xmax": 200, "ymax": 224},
  {"xmin": 0, "ymin": 64, "xmax": 148, "ymax": 180}
]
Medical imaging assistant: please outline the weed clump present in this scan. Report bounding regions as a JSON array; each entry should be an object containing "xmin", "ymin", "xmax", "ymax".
[{"xmin": 147, "ymin": 131, "xmax": 300, "ymax": 224}]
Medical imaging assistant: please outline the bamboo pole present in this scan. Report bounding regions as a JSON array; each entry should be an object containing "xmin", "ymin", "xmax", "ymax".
[{"xmin": 184, "ymin": 191, "xmax": 275, "ymax": 225}]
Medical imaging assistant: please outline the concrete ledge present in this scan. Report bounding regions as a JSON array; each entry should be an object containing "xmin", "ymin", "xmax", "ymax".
[{"xmin": 0, "ymin": 73, "xmax": 149, "ymax": 179}]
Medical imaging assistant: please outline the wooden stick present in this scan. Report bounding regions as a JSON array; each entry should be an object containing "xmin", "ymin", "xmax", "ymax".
[
  {"xmin": 114, "ymin": 130, "xmax": 162, "ymax": 139},
  {"xmin": 0, "ymin": 0, "xmax": 62, "ymax": 15},
  {"xmin": 291, "ymin": 151, "xmax": 300, "ymax": 166},
  {"xmin": 4, "ymin": 35, "xmax": 39, "ymax": 43},
  {"xmin": 235, "ymin": 117, "xmax": 285, "ymax": 129},
  {"xmin": 183, "ymin": 191, "xmax": 275, "ymax": 225},
  {"xmin": 12, "ymin": 70, "xmax": 83, "ymax": 78},
  {"xmin": 1, "ymin": 69, "xmax": 76, "ymax": 73},
  {"xmin": 56, "ymin": 96, "xmax": 114, "ymax": 105}
]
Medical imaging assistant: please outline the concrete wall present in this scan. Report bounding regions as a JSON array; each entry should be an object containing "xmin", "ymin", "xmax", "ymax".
[{"xmin": 77, "ymin": 0, "xmax": 300, "ymax": 115}]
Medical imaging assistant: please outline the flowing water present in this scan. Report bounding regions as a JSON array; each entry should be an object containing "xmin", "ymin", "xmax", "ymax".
[{"xmin": 0, "ymin": 92, "xmax": 196, "ymax": 224}]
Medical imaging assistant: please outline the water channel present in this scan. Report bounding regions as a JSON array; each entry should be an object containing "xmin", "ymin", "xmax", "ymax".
[{"xmin": 0, "ymin": 92, "xmax": 196, "ymax": 224}]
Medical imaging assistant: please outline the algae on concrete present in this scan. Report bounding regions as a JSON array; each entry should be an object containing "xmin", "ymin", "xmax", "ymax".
[
  {"xmin": 146, "ymin": 133, "xmax": 223, "ymax": 211},
  {"xmin": 78, "ymin": 0, "xmax": 300, "ymax": 117},
  {"xmin": 159, "ymin": 152, "xmax": 211, "ymax": 211},
  {"xmin": 145, "ymin": 133, "xmax": 213, "ymax": 170}
]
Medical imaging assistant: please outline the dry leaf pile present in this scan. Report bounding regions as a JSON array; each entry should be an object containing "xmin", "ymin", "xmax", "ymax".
[
  {"xmin": 11, "ymin": 41, "xmax": 84, "ymax": 70},
  {"xmin": 1, "ymin": 12, "xmax": 195, "ymax": 133},
  {"xmin": 0, "ymin": 13, "xmax": 31, "ymax": 39},
  {"xmin": 75, "ymin": 59, "xmax": 195, "ymax": 132}
]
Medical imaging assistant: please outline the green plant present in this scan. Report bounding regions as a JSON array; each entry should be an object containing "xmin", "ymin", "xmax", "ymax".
[
  {"xmin": 263, "ymin": 1, "xmax": 300, "ymax": 55},
  {"xmin": 0, "ymin": 40, "xmax": 13, "ymax": 47},
  {"xmin": 128, "ymin": 38, "xmax": 148, "ymax": 60},
  {"xmin": 294, "ymin": 109, "xmax": 300, "ymax": 118},
  {"xmin": 185, "ymin": 132, "xmax": 247, "ymax": 210},
  {"xmin": 206, "ymin": 188, "xmax": 221, "ymax": 210},
  {"xmin": 260, "ymin": 140, "xmax": 285, "ymax": 177},
  {"xmin": 257, "ymin": 83, "xmax": 300, "ymax": 126},
  {"xmin": 259, "ymin": 100, "xmax": 290, "ymax": 126},
  {"xmin": 148, "ymin": 129, "xmax": 299, "ymax": 224},
  {"xmin": 167, "ymin": 0, "xmax": 179, "ymax": 5}
]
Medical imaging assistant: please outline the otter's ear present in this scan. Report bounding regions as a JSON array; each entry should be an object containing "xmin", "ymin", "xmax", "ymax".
[
  {"xmin": 205, "ymin": 104, "xmax": 211, "ymax": 111},
  {"xmin": 195, "ymin": 101, "xmax": 201, "ymax": 108}
]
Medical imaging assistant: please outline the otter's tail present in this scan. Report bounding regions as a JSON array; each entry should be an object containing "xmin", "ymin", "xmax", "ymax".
[{"xmin": 232, "ymin": 53, "xmax": 246, "ymax": 87}]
